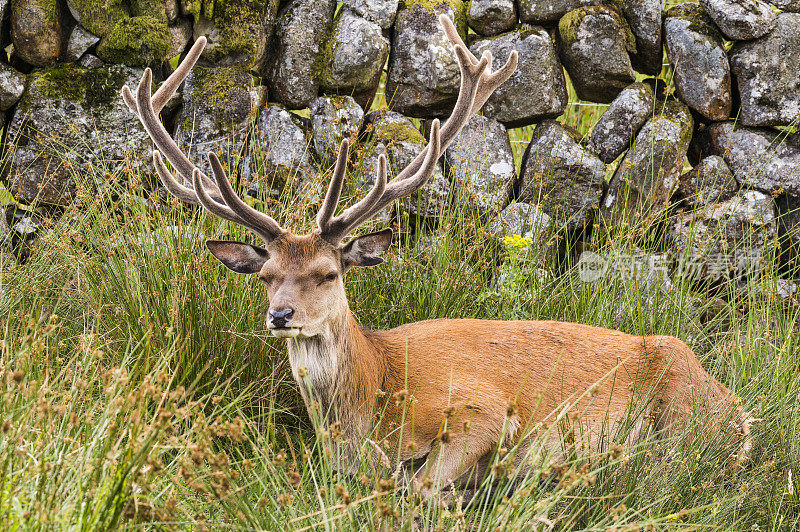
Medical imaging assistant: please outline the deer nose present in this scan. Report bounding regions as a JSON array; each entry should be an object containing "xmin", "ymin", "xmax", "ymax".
[{"xmin": 269, "ymin": 308, "xmax": 295, "ymax": 328}]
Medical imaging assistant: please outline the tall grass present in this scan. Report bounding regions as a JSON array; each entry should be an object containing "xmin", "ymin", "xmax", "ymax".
[{"xmin": 1, "ymin": 104, "xmax": 799, "ymax": 530}]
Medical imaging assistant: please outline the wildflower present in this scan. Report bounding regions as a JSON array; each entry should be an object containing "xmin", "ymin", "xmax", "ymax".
[
  {"xmin": 288, "ymin": 470, "xmax": 302, "ymax": 489},
  {"xmin": 610, "ymin": 443, "xmax": 625, "ymax": 460},
  {"xmin": 506, "ymin": 402, "xmax": 518, "ymax": 417},
  {"xmin": 277, "ymin": 493, "xmax": 294, "ymax": 506},
  {"xmin": 393, "ymin": 389, "xmax": 408, "ymax": 405},
  {"xmin": 334, "ymin": 484, "xmax": 351, "ymax": 505}
]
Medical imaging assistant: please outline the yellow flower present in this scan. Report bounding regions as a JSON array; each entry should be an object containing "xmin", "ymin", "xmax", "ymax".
[{"xmin": 502, "ymin": 234, "xmax": 533, "ymax": 252}]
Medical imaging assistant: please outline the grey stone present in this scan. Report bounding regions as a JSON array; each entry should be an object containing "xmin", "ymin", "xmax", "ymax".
[
  {"xmin": 65, "ymin": 24, "xmax": 100, "ymax": 62},
  {"xmin": 601, "ymin": 100, "xmax": 694, "ymax": 227},
  {"xmin": 702, "ymin": 122, "xmax": 800, "ymax": 197},
  {"xmin": 488, "ymin": 202, "xmax": 552, "ymax": 247},
  {"xmin": 168, "ymin": 18, "xmax": 192, "ymax": 58},
  {"xmin": 78, "ymin": 54, "xmax": 104, "ymax": 68},
  {"xmin": 618, "ymin": 0, "xmax": 663, "ymax": 76},
  {"xmin": 518, "ymin": 0, "xmax": 595, "ymax": 24},
  {"xmin": 519, "ymin": 120, "xmax": 605, "ymax": 231},
  {"xmin": 664, "ymin": 5, "xmax": 731, "ymax": 121},
  {"xmin": 468, "ymin": 0, "xmax": 516, "ymax": 36},
  {"xmin": 192, "ymin": 0, "xmax": 278, "ymax": 69},
  {"xmin": 309, "ymin": 95, "xmax": 364, "ymax": 165},
  {"xmin": 444, "ymin": 115, "xmax": 516, "ymax": 219},
  {"xmin": 267, "ymin": 0, "xmax": 335, "ymax": 109},
  {"xmin": 767, "ymin": 0, "xmax": 800, "ymax": 10},
  {"xmin": 671, "ymin": 190, "xmax": 776, "ymax": 282},
  {"xmin": 699, "ymin": 0, "xmax": 777, "ymax": 40},
  {"xmin": 165, "ymin": 0, "xmax": 179, "ymax": 22},
  {"xmin": 586, "ymin": 82, "xmax": 654, "ymax": 163},
  {"xmin": 343, "ymin": 0, "xmax": 399, "ymax": 29},
  {"xmin": 0, "ymin": 202, "xmax": 42, "ymax": 262},
  {"xmin": 11, "ymin": 0, "xmax": 63, "ymax": 67},
  {"xmin": 774, "ymin": 279, "xmax": 799, "ymax": 300},
  {"xmin": 386, "ymin": 1, "xmax": 468, "ymax": 118},
  {"xmin": 0, "ymin": 62, "xmax": 26, "ymax": 111},
  {"xmin": 777, "ymin": 194, "xmax": 800, "ymax": 275},
  {"xmin": 469, "ymin": 27, "xmax": 567, "ymax": 128},
  {"xmin": 3, "ymin": 65, "xmax": 154, "ymax": 206},
  {"xmin": 558, "ymin": 6, "xmax": 636, "ymax": 103},
  {"xmin": 247, "ymin": 104, "xmax": 314, "ymax": 198},
  {"xmin": 676, "ymin": 156, "xmax": 738, "ymax": 209},
  {"xmin": 318, "ymin": 10, "xmax": 389, "ymax": 109},
  {"xmin": 363, "ymin": 111, "xmax": 449, "ymax": 225},
  {"xmin": 173, "ymin": 66, "xmax": 258, "ymax": 182},
  {"xmin": 730, "ymin": 13, "xmax": 800, "ymax": 127}
]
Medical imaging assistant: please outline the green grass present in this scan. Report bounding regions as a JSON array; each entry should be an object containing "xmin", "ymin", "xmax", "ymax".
[{"xmin": 1, "ymin": 95, "xmax": 799, "ymax": 530}]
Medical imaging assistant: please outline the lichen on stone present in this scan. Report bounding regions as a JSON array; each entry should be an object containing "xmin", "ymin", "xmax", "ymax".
[
  {"xmin": 180, "ymin": 65, "xmax": 256, "ymax": 132},
  {"xmin": 189, "ymin": 0, "xmax": 277, "ymax": 66},
  {"xmin": 404, "ymin": 0, "xmax": 467, "ymax": 38}
]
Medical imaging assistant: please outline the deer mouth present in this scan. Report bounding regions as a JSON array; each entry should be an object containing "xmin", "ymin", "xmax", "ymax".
[{"xmin": 270, "ymin": 327, "xmax": 301, "ymax": 339}]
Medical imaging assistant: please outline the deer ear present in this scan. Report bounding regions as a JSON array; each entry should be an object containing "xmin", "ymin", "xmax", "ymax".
[
  {"xmin": 206, "ymin": 240, "xmax": 269, "ymax": 274},
  {"xmin": 341, "ymin": 228, "xmax": 393, "ymax": 269}
]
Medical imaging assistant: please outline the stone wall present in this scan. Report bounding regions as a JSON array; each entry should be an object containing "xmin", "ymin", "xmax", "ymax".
[{"xmin": 0, "ymin": 0, "xmax": 799, "ymax": 286}]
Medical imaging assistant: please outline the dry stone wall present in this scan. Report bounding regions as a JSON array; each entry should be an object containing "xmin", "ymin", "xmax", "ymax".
[{"xmin": 0, "ymin": 0, "xmax": 799, "ymax": 287}]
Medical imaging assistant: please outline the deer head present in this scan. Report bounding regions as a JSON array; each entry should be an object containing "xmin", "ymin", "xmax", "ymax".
[{"xmin": 121, "ymin": 15, "xmax": 517, "ymax": 340}]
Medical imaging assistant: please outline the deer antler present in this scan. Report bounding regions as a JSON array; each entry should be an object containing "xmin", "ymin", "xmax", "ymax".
[
  {"xmin": 121, "ymin": 37, "xmax": 285, "ymax": 243},
  {"xmin": 315, "ymin": 14, "xmax": 518, "ymax": 245}
]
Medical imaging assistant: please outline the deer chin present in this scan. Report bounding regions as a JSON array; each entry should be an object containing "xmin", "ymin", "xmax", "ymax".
[{"xmin": 271, "ymin": 327, "xmax": 302, "ymax": 339}]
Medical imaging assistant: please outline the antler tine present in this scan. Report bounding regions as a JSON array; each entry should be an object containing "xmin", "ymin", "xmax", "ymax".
[
  {"xmin": 316, "ymin": 139, "xmax": 350, "ymax": 232},
  {"xmin": 127, "ymin": 51, "xmax": 285, "ymax": 242},
  {"xmin": 156, "ymin": 150, "xmax": 261, "ymax": 231},
  {"xmin": 153, "ymin": 150, "xmax": 202, "ymax": 205},
  {"xmin": 191, "ymin": 168, "xmax": 240, "ymax": 221},
  {"xmin": 471, "ymin": 50, "xmax": 518, "ymax": 115},
  {"xmin": 316, "ymin": 14, "xmax": 515, "ymax": 245},
  {"xmin": 208, "ymin": 152, "xmax": 284, "ymax": 240},
  {"xmin": 319, "ymin": 152, "xmax": 388, "ymax": 242},
  {"xmin": 122, "ymin": 36, "xmax": 207, "ymax": 115}
]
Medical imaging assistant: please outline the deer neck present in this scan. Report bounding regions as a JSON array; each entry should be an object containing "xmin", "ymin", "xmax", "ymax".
[{"xmin": 286, "ymin": 307, "xmax": 383, "ymax": 435}]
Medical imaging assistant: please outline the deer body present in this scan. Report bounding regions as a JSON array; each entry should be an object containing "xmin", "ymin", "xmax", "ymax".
[
  {"xmin": 123, "ymin": 17, "xmax": 749, "ymax": 497},
  {"xmin": 273, "ymin": 234, "xmax": 743, "ymax": 493}
]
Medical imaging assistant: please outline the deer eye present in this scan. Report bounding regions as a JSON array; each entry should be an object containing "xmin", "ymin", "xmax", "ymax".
[{"xmin": 321, "ymin": 272, "xmax": 338, "ymax": 284}]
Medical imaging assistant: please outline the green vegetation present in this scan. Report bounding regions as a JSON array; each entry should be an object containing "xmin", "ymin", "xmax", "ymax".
[{"xmin": 1, "ymin": 78, "xmax": 799, "ymax": 530}]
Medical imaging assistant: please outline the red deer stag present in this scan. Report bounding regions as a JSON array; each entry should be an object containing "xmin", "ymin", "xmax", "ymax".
[{"xmin": 122, "ymin": 15, "xmax": 750, "ymax": 498}]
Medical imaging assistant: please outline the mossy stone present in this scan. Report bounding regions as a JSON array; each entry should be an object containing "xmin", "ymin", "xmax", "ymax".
[
  {"xmin": 29, "ymin": 62, "xmax": 130, "ymax": 107},
  {"xmin": 11, "ymin": 0, "xmax": 63, "ymax": 67},
  {"xmin": 189, "ymin": 0, "xmax": 278, "ymax": 69},
  {"xmin": 178, "ymin": 65, "xmax": 256, "ymax": 134},
  {"xmin": 66, "ymin": 0, "xmax": 128, "ymax": 37},
  {"xmin": 96, "ymin": 16, "xmax": 170, "ymax": 67},
  {"xmin": 131, "ymin": 0, "xmax": 168, "ymax": 20}
]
